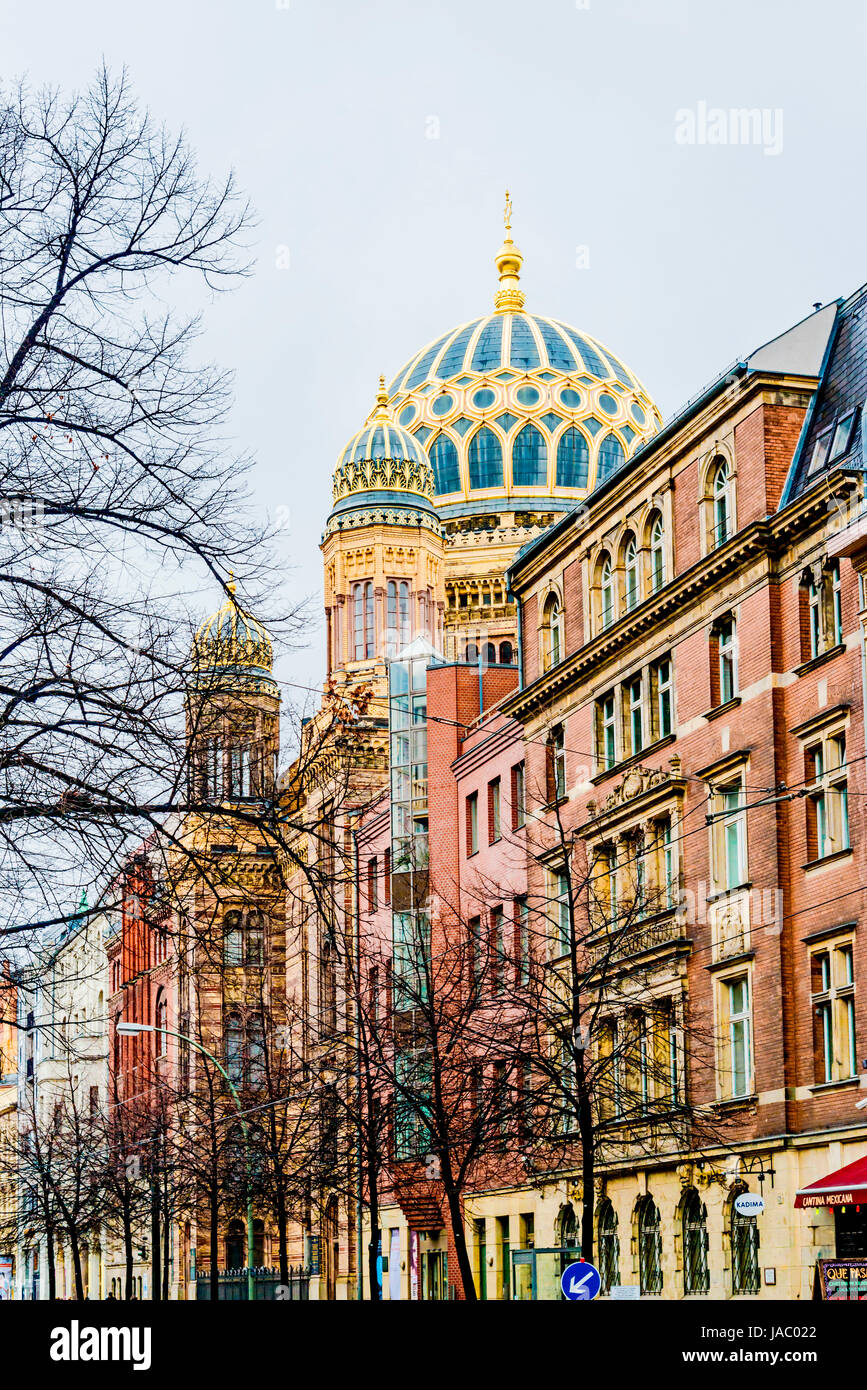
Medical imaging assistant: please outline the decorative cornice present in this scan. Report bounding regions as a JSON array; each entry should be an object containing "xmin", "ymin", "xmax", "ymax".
[{"xmin": 332, "ymin": 455, "xmax": 435, "ymax": 503}]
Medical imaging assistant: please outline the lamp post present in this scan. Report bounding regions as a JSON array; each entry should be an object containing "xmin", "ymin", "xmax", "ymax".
[{"xmin": 117, "ymin": 1021, "xmax": 255, "ymax": 1303}]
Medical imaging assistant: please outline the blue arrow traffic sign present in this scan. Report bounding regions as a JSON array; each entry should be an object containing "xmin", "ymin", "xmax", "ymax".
[{"xmin": 561, "ymin": 1261, "xmax": 601, "ymax": 1301}]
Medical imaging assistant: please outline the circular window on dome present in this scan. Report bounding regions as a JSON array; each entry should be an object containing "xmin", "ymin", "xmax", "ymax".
[
  {"xmin": 515, "ymin": 385, "xmax": 541, "ymax": 407},
  {"xmin": 559, "ymin": 387, "xmax": 582, "ymax": 409},
  {"xmin": 431, "ymin": 393, "xmax": 454, "ymax": 417},
  {"xmin": 472, "ymin": 387, "xmax": 496, "ymax": 409},
  {"xmin": 631, "ymin": 401, "xmax": 646, "ymax": 426},
  {"xmin": 399, "ymin": 404, "xmax": 416, "ymax": 426},
  {"xmin": 599, "ymin": 393, "xmax": 619, "ymax": 416}
]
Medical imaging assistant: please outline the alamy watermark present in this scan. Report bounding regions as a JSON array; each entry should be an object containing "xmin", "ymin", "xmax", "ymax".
[
  {"xmin": 675, "ymin": 102, "xmax": 783, "ymax": 157},
  {"xmin": 0, "ymin": 496, "xmax": 44, "ymax": 531}
]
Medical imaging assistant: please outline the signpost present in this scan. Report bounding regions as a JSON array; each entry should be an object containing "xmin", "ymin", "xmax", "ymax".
[
  {"xmin": 560, "ymin": 1261, "xmax": 601, "ymax": 1301},
  {"xmin": 734, "ymin": 1192, "xmax": 765, "ymax": 1217}
]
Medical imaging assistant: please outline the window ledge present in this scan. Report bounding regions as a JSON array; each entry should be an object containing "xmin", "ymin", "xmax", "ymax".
[
  {"xmin": 808, "ymin": 1077, "xmax": 860, "ymax": 1095},
  {"xmin": 704, "ymin": 695, "xmax": 742, "ymax": 722},
  {"xmin": 705, "ymin": 882, "xmax": 752, "ymax": 904},
  {"xmin": 803, "ymin": 848, "xmax": 852, "ymax": 871},
  {"xmin": 715, "ymin": 1093, "xmax": 757, "ymax": 1112},
  {"xmin": 590, "ymin": 732, "xmax": 677, "ymax": 786},
  {"xmin": 795, "ymin": 643, "xmax": 845, "ymax": 678},
  {"xmin": 705, "ymin": 949, "xmax": 756, "ymax": 973}
]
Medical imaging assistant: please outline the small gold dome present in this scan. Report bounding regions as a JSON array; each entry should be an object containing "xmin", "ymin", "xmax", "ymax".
[{"xmin": 192, "ymin": 579, "xmax": 273, "ymax": 673}]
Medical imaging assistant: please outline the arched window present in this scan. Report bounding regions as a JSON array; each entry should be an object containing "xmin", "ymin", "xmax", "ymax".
[
  {"xmin": 558, "ymin": 1202, "xmax": 578, "ymax": 1253},
  {"xmin": 465, "ymin": 641, "xmax": 479, "ymax": 663},
  {"xmin": 600, "ymin": 554, "xmax": 614, "ymax": 630},
  {"xmin": 542, "ymin": 594, "xmax": 563, "ymax": 671},
  {"xmin": 226, "ymin": 1219, "xmax": 245, "ymax": 1271},
  {"xmin": 484, "ymin": 642, "xmax": 496, "ymax": 664},
  {"xmin": 512, "ymin": 424, "xmax": 548, "ymax": 487},
  {"xmin": 556, "ymin": 427, "xmax": 590, "ymax": 488},
  {"xmin": 598, "ymin": 1199, "xmax": 620, "ymax": 1293},
  {"xmin": 225, "ymin": 1012, "xmax": 243, "ymax": 1085},
  {"xmin": 730, "ymin": 1187, "xmax": 760, "ymax": 1294},
  {"xmin": 682, "ymin": 1189, "xmax": 709, "ymax": 1295},
  {"xmin": 623, "ymin": 534, "xmax": 639, "ymax": 611},
  {"xmin": 224, "ymin": 910, "xmax": 243, "ymax": 967},
  {"xmin": 711, "ymin": 456, "xmax": 733, "ymax": 547},
  {"xmin": 155, "ymin": 990, "xmax": 168, "ymax": 1056},
  {"xmin": 498, "ymin": 640, "xmax": 513, "ymax": 666},
  {"xmin": 353, "ymin": 581, "xmax": 374, "ymax": 660},
  {"xmin": 387, "ymin": 580, "xmax": 411, "ymax": 648},
  {"xmin": 649, "ymin": 512, "xmax": 666, "ymax": 592},
  {"xmin": 468, "ymin": 426, "xmax": 504, "ymax": 490},
  {"xmin": 430, "ymin": 433, "xmax": 460, "ymax": 494},
  {"xmin": 598, "ymin": 433, "xmax": 625, "ymax": 481},
  {"xmin": 224, "ymin": 909, "xmax": 265, "ymax": 968},
  {"xmin": 637, "ymin": 1196, "xmax": 663, "ymax": 1294},
  {"xmin": 247, "ymin": 1014, "xmax": 266, "ymax": 1087},
  {"xmin": 253, "ymin": 1218, "xmax": 266, "ymax": 1268}
]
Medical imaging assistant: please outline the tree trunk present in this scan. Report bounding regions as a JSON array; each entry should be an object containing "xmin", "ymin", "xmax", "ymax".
[
  {"xmin": 576, "ymin": 1054, "xmax": 595, "ymax": 1265},
  {"xmin": 70, "ymin": 1233, "xmax": 84, "ymax": 1302},
  {"xmin": 162, "ymin": 1210, "xmax": 170, "ymax": 1299},
  {"xmin": 46, "ymin": 1227, "xmax": 56, "ymax": 1301},
  {"xmin": 123, "ymin": 1205, "xmax": 134, "ymax": 1299},
  {"xmin": 275, "ymin": 1185, "xmax": 290, "ymax": 1286},
  {"xmin": 443, "ymin": 1184, "xmax": 476, "ymax": 1300},
  {"xmin": 150, "ymin": 1177, "xmax": 161, "ymax": 1301},
  {"xmin": 366, "ymin": 1153, "xmax": 381, "ymax": 1301},
  {"xmin": 209, "ymin": 1182, "xmax": 220, "ymax": 1302}
]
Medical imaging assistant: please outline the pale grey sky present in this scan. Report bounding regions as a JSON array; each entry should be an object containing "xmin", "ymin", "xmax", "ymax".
[{"xmin": 4, "ymin": 0, "xmax": 867, "ymax": 696}]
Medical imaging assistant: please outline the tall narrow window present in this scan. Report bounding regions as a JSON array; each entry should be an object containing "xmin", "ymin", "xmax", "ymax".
[
  {"xmin": 353, "ymin": 581, "xmax": 375, "ymax": 660},
  {"xmin": 542, "ymin": 594, "xmax": 562, "ymax": 670},
  {"xmin": 624, "ymin": 535, "xmax": 639, "ymax": 611},
  {"xmin": 830, "ymin": 560, "xmax": 843, "ymax": 646},
  {"xmin": 724, "ymin": 975, "xmax": 752, "ymax": 1097},
  {"xmin": 225, "ymin": 1012, "xmax": 244, "ymax": 1085},
  {"xmin": 488, "ymin": 778, "xmax": 501, "ymax": 843},
  {"xmin": 550, "ymin": 870, "xmax": 570, "ymax": 955},
  {"xmin": 511, "ymin": 762, "xmax": 526, "ymax": 830},
  {"xmin": 717, "ymin": 615, "xmax": 737, "ymax": 704},
  {"xmin": 600, "ymin": 555, "xmax": 614, "ymax": 630},
  {"xmin": 368, "ymin": 856, "xmax": 379, "ymax": 912},
  {"xmin": 811, "ymin": 942, "xmax": 856, "ymax": 1082},
  {"xmin": 626, "ymin": 675, "xmax": 644, "ymax": 756},
  {"xmin": 466, "ymin": 792, "xmax": 479, "ymax": 855},
  {"xmin": 711, "ymin": 456, "xmax": 733, "ymax": 547},
  {"xmin": 653, "ymin": 657, "xmax": 673, "ymax": 738},
  {"xmin": 515, "ymin": 896, "xmax": 530, "ymax": 985},
  {"xmin": 548, "ymin": 725, "xmax": 566, "ymax": 801},
  {"xmin": 599, "ymin": 693, "xmax": 617, "ymax": 770},
  {"xmin": 715, "ymin": 780, "xmax": 746, "ymax": 892},
  {"xmin": 650, "ymin": 512, "xmax": 666, "ymax": 592},
  {"xmin": 807, "ymin": 574, "xmax": 822, "ymax": 659}
]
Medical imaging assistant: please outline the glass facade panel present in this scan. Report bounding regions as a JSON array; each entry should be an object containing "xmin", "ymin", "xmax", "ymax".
[
  {"xmin": 468, "ymin": 427, "xmax": 504, "ymax": 490},
  {"xmin": 512, "ymin": 424, "xmax": 547, "ymax": 486}
]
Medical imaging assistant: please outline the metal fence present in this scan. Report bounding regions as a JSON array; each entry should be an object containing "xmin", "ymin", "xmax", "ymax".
[{"xmin": 196, "ymin": 1266, "xmax": 310, "ymax": 1300}]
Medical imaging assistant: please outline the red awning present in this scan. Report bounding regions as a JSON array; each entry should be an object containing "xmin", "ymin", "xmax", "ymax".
[{"xmin": 794, "ymin": 1154, "xmax": 867, "ymax": 1209}]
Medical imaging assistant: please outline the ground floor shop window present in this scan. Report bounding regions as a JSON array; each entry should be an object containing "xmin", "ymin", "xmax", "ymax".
[
  {"xmin": 730, "ymin": 1189, "xmax": 760, "ymax": 1295},
  {"xmin": 637, "ymin": 1195, "xmax": 663, "ymax": 1294},
  {"xmin": 682, "ymin": 1189, "xmax": 709, "ymax": 1295},
  {"xmin": 598, "ymin": 1199, "xmax": 620, "ymax": 1293}
]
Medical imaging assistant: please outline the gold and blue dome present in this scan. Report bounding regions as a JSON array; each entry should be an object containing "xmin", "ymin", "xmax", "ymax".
[
  {"xmin": 192, "ymin": 580, "xmax": 275, "ymax": 688},
  {"xmin": 327, "ymin": 378, "xmax": 439, "ymax": 536},
  {"xmin": 383, "ymin": 199, "xmax": 662, "ymax": 519}
]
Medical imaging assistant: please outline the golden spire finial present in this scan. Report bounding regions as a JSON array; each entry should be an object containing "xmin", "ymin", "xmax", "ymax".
[
  {"xmin": 371, "ymin": 373, "xmax": 390, "ymax": 421},
  {"xmin": 227, "ymin": 570, "xmax": 237, "ymax": 597},
  {"xmin": 494, "ymin": 188, "xmax": 524, "ymax": 314}
]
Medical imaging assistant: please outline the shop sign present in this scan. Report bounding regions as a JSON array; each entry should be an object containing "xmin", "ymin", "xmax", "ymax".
[
  {"xmin": 734, "ymin": 1193, "xmax": 765, "ymax": 1217},
  {"xmin": 816, "ymin": 1259, "xmax": 867, "ymax": 1300}
]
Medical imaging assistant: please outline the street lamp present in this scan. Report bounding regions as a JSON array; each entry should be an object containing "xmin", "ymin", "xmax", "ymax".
[{"xmin": 116, "ymin": 1021, "xmax": 255, "ymax": 1303}]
